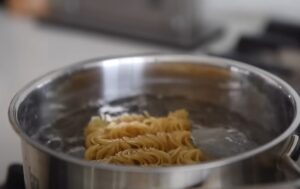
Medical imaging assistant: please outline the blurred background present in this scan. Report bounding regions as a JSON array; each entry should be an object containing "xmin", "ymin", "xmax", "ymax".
[{"xmin": 1, "ymin": 0, "xmax": 300, "ymax": 188}]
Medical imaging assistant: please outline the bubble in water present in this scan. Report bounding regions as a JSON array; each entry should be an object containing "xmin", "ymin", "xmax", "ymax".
[{"xmin": 46, "ymin": 137, "xmax": 63, "ymax": 151}]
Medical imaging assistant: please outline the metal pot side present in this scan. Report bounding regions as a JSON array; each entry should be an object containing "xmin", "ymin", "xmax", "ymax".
[{"xmin": 8, "ymin": 55, "xmax": 300, "ymax": 189}]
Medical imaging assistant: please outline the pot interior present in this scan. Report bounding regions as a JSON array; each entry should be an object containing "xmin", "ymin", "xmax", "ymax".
[{"xmin": 14, "ymin": 56, "xmax": 296, "ymax": 162}]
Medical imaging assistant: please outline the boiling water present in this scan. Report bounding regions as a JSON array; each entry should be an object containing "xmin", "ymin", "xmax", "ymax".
[{"xmin": 32, "ymin": 94, "xmax": 259, "ymax": 160}]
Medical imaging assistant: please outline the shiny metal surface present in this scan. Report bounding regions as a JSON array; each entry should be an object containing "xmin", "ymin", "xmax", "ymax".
[{"xmin": 8, "ymin": 55, "xmax": 300, "ymax": 189}]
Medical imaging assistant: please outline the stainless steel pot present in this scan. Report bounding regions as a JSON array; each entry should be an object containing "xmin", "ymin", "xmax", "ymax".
[{"xmin": 8, "ymin": 55, "xmax": 300, "ymax": 189}]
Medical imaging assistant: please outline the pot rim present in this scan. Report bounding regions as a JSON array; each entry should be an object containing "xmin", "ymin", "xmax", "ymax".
[{"xmin": 8, "ymin": 54, "xmax": 300, "ymax": 173}]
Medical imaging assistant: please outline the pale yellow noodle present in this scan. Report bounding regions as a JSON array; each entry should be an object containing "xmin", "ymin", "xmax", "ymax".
[
  {"xmin": 101, "ymin": 148, "xmax": 172, "ymax": 166},
  {"xmin": 145, "ymin": 117, "xmax": 190, "ymax": 133},
  {"xmin": 85, "ymin": 140, "xmax": 132, "ymax": 160},
  {"xmin": 100, "ymin": 147, "xmax": 203, "ymax": 166},
  {"xmin": 169, "ymin": 146, "xmax": 205, "ymax": 165},
  {"xmin": 84, "ymin": 110, "xmax": 190, "ymax": 140},
  {"xmin": 84, "ymin": 109, "xmax": 205, "ymax": 166},
  {"xmin": 85, "ymin": 131, "xmax": 193, "ymax": 160}
]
